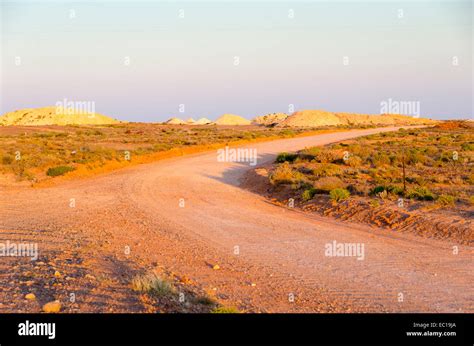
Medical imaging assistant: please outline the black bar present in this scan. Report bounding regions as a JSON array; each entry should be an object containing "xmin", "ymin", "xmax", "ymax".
[{"xmin": 0, "ymin": 313, "xmax": 472, "ymax": 345}]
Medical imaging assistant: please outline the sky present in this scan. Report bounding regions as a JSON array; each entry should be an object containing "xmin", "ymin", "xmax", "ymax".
[{"xmin": 0, "ymin": 0, "xmax": 472, "ymax": 122}]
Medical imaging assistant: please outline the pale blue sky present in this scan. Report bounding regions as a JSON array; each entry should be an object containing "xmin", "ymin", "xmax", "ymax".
[{"xmin": 1, "ymin": 0, "xmax": 472, "ymax": 121}]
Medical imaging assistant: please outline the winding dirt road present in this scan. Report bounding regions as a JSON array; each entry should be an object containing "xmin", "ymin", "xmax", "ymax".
[{"xmin": 1, "ymin": 127, "xmax": 472, "ymax": 312}]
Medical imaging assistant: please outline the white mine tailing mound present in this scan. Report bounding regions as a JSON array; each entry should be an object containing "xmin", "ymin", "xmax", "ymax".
[
  {"xmin": 277, "ymin": 110, "xmax": 437, "ymax": 127},
  {"xmin": 215, "ymin": 114, "xmax": 251, "ymax": 125},
  {"xmin": 0, "ymin": 107, "xmax": 121, "ymax": 126},
  {"xmin": 165, "ymin": 117, "xmax": 186, "ymax": 125},
  {"xmin": 252, "ymin": 113, "xmax": 289, "ymax": 126},
  {"xmin": 165, "ymin": 117, "xmax": 214, "ymax": 125},
  {"xmin": 195, "ymin": 117, "xmax": 213, "ymax": 125}
]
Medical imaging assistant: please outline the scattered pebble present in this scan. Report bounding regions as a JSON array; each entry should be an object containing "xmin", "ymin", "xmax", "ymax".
[
  {"xmin": 25, "ymin": 293, "xmax": 36, "ymax": 300},
  {"xmin": 42, "ymin": 300, "xmax": 61, "ymax": 313}
]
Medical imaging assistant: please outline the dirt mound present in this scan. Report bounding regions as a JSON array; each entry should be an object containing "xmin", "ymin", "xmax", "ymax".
[
  {"xmin": 279, "ymin": 110, "xmax": 341, "ymax": 127},
  {"xmin": 252, "ymin": 113, "xmax": 288, "ymax": 126},
  {"xmin": 165, "ymin": 117, "xmax": 186, "ymax": 125},
  {"xmin": 0, "ymin": 107, "xmax": 121, "ymax": 126},
  {"xmin": 215, "ymin": 114, "xmax": 251, "ymax": 125},
  {"xmin": 185, "ymin": 118, "xmax": 196, "ymax": 124},
  {"xmin": 277, "ymin": 110, "xmax": 437, "ymax": 127},
  {"xmin": 195, "ymin": 117, "xmax": 213, "ymax": 125},
  {"xmin": 435, "ymin": 120, "xmax": 473, "ymax": 130}
]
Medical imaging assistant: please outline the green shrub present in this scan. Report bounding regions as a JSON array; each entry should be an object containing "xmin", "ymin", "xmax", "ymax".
[
  {"xmin": 370, "ymin": 185, "xmax": 404, "ymax": 196},
  {"xmin": 211, "ymin": 306, "xmax": 240, "ymax": 314},
  {"xmin": 369, "ymin": 199, "xmax": 380, "ymax": 208},
  {"xmin": 314, "ymin": 149, "xmax": 341, "ymax": 163},
  {"xmin": 312, "ymin": 163, "xmax": 343, "ymax": 177},
  {"xmin": 302, "ymin": 188, "xmax": 317, "ymax": 201},
  {"xmin": 329, "ymin": 188, "xmax": 350, "ymax": 202},
  {"xmin": 370, "ymin": 153, "xmax": 391, "ymax": 167},
  {"xmin": 280, "ymin": 129, "xmax": 296, "ymax": 137},
  {"xmin": 345, "ymin": 155, "xmax": 363, "ymax": 168},
  {"xmin": 313, "ymin": 177, "xmax": 345, "ymax": 193},
  {"xmin": 275, "ymin": 152, "xmax": 298, "ymax": 163},
  {"xmin": 194, "ymin": 296, "xmax": 216, "ymax": 306},
  {"xmin": 407, "ymin": 187, "xmax": 436, "ymax": 201},
  {"xmin": 46, "ymin": 165, "xmax": 75, "ymax": 177},
  {"xmin": 407, "ymin": 149, "xmax": 426, "ymax": 165},
  {"xmin": 461, "ymin": 143, "xmax": 474, "ymax": 151},
  {"xmin": 269, "ymin": 162, "xmax": 305, "ymax": 185},
  {"xmin": 131, "ymin": 272, "xmax": 175, "ymax": 297},
  {"xmin": 437, "ymin": 195, "xmax": 455, "ymax": 207}
]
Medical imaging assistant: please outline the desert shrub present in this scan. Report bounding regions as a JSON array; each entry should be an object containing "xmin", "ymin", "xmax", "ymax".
[
  {"xmin": 313, "ymin": 177, "xmax": 345, "ymax": 193},
  {"xmin": 407, "ymin": 187, "xmax": 436, "ymax": 201},
  {"xmin": 329, "ymin": 188, "xmax": 350, "ymax": 202},
  {"xmin": 318, "ymin": 149, "xmax": 342, "ymax": 163},
  {"xmin": 345, "ymin": 155, "xmax": 362, "ymax": 168},
  {"xmin": 438, "ymin": 151, "xmax": 455, "ymax": 163},
  {"xmin": 312, "ymin": 163, "xmax": 343, "ymax": 177},
  {"xmin": 302, "ymin": 148, "xmax": 341, "ymax": 163},
  {"xmin": 407, "ymin": 149, "xmax": 426, "ymax": 165},
  {"xmin": 211, "ymin": 306, "xmax": 239, "ymax": 313},
  {"xmin": 275, "ymin": 152, "xmax": 298, "ymax": 163},
  {"xmin": 467, "ymin": 174, "xmax": 474, "ymax": 185},
  {"xmin": 46, "ymin": 165, "xmax": 75, "ymax": 177},
  {"xmin": 2, "ymin": 155, "xmax": 13, "ymax": 165},
  {"xmin": 269, "ymin": 162, "xmax": 305, "ymax": 185},
  {"xmin": 377, "ymin": 190, "xmax": 389, "ymax": 200},
  {"xmin": 131, "ymin": 272, "xmax": 175, "ymax": 297},
  {"xmin": 351, "ymin": 184, "xmax": 371, "ymax": 196},
  {"xmin": 398, "ymin": 128, "xmax": 408, "ymax": 136},
  {"xmin": 302, "ymin": 188, "xmax": 317, "ymax": 201},
  {"xmin": 280, "ymin": 129, "xmax": 296, "ymax": 137},
  {"xmin": 194, "ymin": 296, "xmax": 216, "ymax": 306},
  {"xmin": 423, "ymin": 146, "xmax": 439, "ymax": 157},
  {"xmin": 436, "ymin": 195, "xmax": 456, "ymax": 207},
  {"xmin": 438, "ymin": 136, "xmax": 451, "ymax": 145},
  {"xmin": 370, "ymin": 152, "xmax": 391, "ymax": 167},
  {"xmin": 461, "ymin": 142, "xmax": 474, "ymax": 151},
  {"xmin": 370, "ymin": 185, "xmax": 404, "ymax": 196},
  {"xmin": 299, "ymin": 147, "xmax": 321, "ymax": 161},
  {"xmin": 469, "ymin": 196, "xmax": 474, "ymax": 206},
  {"xmin": 369, "ymin": 199, "xmax": 380, "ymax": 208}
]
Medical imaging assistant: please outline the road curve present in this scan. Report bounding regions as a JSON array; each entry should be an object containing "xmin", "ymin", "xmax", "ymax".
[{"xmin": 1, "ymin": 127, "xmax": 473, "ymax": 312}]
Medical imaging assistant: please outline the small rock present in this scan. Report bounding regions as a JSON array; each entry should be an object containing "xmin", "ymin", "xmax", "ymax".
[
  {"xmin": 42, "ymin": 300, "xmax": 61, "ymax": 313},
  {"xmin": 85, "ymin": 274, "xmax": 96, "ymax": 280},
  {"xmin": 25, "ymin": 293, "xmax": 36, "ymax": 300},
  {"xmin": 250, "ymin": 283, "xmax": 257, "ymax": 287},
  {"xmin": 54, "ymin": 271, "xmax": 61, "ymax": 278},
  {"xmin": 212, "ymin": 264, "xmax": 220, "ymax": 270},
  {"xmin": 179, "ymin": 275, "xmax": 191, "ymax": 284}
]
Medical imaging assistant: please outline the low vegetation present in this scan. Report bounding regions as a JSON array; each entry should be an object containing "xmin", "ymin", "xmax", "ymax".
[
  {"xmin": 131, "ymin": 271, "xmax": 241, "ymax": 313},
  {"xmin": 211, "ymin": 306, "xmax": 240, "ymax": 313},
  {"xmin": 0, "ymin": 123, "xmax": 325, "ymax": 183},
  {"xmin": 131, "ymin": 272, "xmax": 176, "ymax": 297},
  {"xmin": 269, "ymin": 123, "xmax": 474, "ymax": 212},
  {"xmin": 46, "ymin": 165, "xmax": 76, "ymax": 177}
]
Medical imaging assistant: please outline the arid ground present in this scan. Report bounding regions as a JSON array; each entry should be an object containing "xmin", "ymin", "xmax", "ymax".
[{"xmin": 0, "ymin": 127, "xmax": 472, "ymax": 313}]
